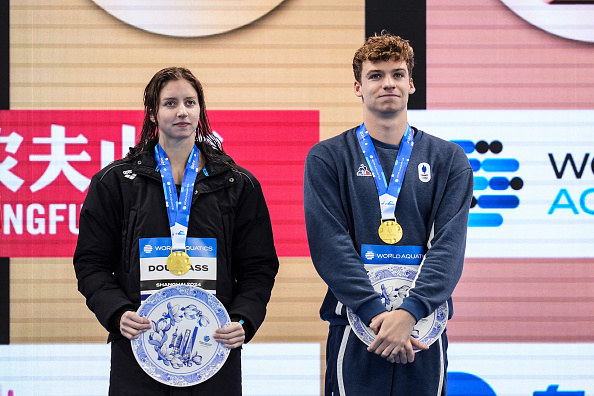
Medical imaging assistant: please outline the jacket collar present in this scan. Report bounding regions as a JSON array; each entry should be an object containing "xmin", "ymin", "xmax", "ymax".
[{"xmin": 132, "ymin": 139, "xmax": 235, "ymax": 181}]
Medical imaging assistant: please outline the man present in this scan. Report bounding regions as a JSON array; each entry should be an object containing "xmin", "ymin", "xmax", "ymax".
[{"xmin": 304, "ymin": 33, "xmax": 473, "ymax": 395}]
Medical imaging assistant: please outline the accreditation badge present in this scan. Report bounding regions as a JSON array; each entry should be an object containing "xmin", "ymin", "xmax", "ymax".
[{"xmin": 139, "ymin": 237, "xmax": 217, "ymax": 300}]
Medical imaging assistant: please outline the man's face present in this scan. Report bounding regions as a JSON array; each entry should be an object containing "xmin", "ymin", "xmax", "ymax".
[{"xmin": 354, "ymin": 59, "xmax": 415, "ymax": 117}]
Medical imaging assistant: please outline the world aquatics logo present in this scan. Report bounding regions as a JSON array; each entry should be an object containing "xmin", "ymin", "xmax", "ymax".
[{"xmin": 452, "ymin": 140, "xmax": 523, "ymax": 228}]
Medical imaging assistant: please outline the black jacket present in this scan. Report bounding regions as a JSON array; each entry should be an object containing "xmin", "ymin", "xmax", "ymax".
[{"xmin": 74, "ymin": 141, "xmax": 279, "ymax": 343}]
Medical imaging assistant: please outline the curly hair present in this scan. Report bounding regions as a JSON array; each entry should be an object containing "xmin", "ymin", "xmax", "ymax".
[
  {"xmin": 352, "ymin": 32, "xmax": 415, "ymax": 83},
  {"xmin": 126, "ymin": 67, "xmax": 224, "ymax": 160}
]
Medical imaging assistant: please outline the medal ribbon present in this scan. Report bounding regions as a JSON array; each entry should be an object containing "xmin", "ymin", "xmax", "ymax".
[
  {"xmin": 356, "ymin": 123, "xmax": 414, "ymax": 221},
  {"xmin": 154, "ymin": 143, "xmax": 199, "ymax": 252}
]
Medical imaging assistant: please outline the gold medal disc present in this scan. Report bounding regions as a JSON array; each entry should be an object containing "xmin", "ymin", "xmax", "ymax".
[
  {"xmin": 167, "ymin": 250, "xmax": 192, "ymax": 276},
  {"xmin": 378, "ymin": 220, "xmax": 403, "ymax": 244}
]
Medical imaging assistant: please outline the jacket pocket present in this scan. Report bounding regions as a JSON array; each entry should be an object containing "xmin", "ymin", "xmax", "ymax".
[
  {"xmin": 122, "ymin": 209, "xmax": 138, "ymax": 274},
  {"xmin": 216, "ymin": 211, "xmax": 234, "ymax": 307}
]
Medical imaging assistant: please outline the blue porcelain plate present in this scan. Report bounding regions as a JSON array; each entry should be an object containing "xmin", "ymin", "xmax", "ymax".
[
  {"xmin": 346, "ymin": 264, "xmax": 448, "ymax": 351},
  {"xmin": 131, "ymin": 285, "xmax": 231, "ymax": 387}
]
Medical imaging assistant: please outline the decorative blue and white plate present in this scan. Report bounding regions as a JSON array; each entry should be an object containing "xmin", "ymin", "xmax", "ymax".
[
  {"xmin": 131, "ymin": 285, "xmax": 231, "ymax": 387},
  {"xmin": 346, "ymin": 264, "xmax": 448, "ymax": 352}
]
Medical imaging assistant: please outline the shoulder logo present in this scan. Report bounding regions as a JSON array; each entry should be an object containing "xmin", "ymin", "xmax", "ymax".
[
  {"xmin": 418, "ymin": 163, "xmax": 431, "ymax": 183},
  {"xmin": 357, "ymin": 164, "xmax": 373, "ymax": 177},
  {"xmin": 123, "ymin": 169, "xmax": 137, "ymax": 180}
]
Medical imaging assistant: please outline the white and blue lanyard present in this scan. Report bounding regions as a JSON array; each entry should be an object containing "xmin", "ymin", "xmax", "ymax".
[
  {"xmin": 356, "ymin": 123, "xmax": 414, "ymax": 221},
  {"xmin": 154, "ymin": 143, "xmax": 199, "ymax": 252}
]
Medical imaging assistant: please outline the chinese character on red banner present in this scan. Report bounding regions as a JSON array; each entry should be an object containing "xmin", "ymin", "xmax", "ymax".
[{"xmin": 0, "ymin": 110, "xmax": 318, "ymax": 257}]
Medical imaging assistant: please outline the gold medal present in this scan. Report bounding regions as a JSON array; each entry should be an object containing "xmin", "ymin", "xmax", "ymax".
[
  {"xmin": 378, "ymin": 220, "xmax": 403, "ymax": 244},
  {"xmin": 167, "ymin": 250, "xmax": 192, "ymax": 276}
]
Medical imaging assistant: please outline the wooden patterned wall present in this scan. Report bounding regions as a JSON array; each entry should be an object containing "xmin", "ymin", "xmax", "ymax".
[
  {"xmin": 10, "ymin": 257, "xmax": 329, "ymax": 344},
  {"xmin": 9, "ymin": 0, "xmax": 364, "ymax": 345},
  {"xmin": 9, "ymin": 0, "xmax": 594, "ymax": 348},
  {"xmin": 11, "ymin": 0, "xmax": 365, "ymax": 139},
  {"xmin": 426, "ymin": 0, "xmax": 594, "ymax": 343},
  {"xmin": 426, "ymin": 0, "xmax": 594, "ymax": 109}
]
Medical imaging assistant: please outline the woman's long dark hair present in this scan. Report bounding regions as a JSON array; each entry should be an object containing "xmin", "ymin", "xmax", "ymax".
[{"xmin": 126, "ymin": 67, "xmax": 224, "ymax": 161}]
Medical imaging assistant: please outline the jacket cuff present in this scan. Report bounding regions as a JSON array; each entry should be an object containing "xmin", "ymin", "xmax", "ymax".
[
  {"xmin": 398, "ymin": 297, "xmax": 426, "ymax": 323},
  {"xmin": 231, "ymin": 315, "xmax": 255, "ymax": 343},
  {"xmin": 355, "ymin": 297, "xmax": 387, "ymax": 326},
  {"xmin": 107, "ymin": 306, "xmax": 136, "ymax": 334}
]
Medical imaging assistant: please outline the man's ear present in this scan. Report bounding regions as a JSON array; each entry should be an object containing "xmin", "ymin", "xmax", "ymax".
[
  {"xmin": 354, "ymin": 80, "xmax": 363, "ymax": 98},
  {"xmin": 409, "ymin": 78, "xmax": 416, "ymax": 94}
]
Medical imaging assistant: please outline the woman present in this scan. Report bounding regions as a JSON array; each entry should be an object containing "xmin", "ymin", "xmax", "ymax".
[{"xmin": 74, "ymin": 67, "xmax": 279, "ymax": 395}]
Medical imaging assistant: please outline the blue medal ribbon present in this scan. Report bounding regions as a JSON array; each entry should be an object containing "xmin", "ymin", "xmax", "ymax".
[
  {"xmin": 356, "ymin": 123, "xmax": 414, "ymax": 221},
  {"xmin": 154, "ymin": 143, "xmax": 199, "ymax": 252}
]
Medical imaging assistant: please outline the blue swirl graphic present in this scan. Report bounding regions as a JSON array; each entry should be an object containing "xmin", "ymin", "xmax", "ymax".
[
  {"xmin": 482, "ymin": 159, "xmax": 519, "ymax": 172},
  {"xmin": 474, "ymin": 177, "xmax": 489, "ymax": 191},
  {"xmin": 477, "ymin": 195, "xmax": 519, "ymax": 209},
  {"xmin": 489, "ymin": 177, "xmax": 510, "ymax": 190},
  {"xmin": 468, "ymin": 213, "xmax": 503, "ymax": 227},
  {"xmin": 452, "ymin": 140, "xmax": 475, "ymax": 154},
  {"xmin": 447, "ymin": 372, "xmax": 497, "ymax": 396}
]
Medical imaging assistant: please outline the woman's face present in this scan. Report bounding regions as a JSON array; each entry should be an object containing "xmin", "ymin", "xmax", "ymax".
[{"xmin": 153, "ymin": 78, "xmax": 200, "ymax": 147}]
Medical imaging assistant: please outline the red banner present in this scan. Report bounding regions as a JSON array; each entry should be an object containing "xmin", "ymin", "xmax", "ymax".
[{"xmin": 0, "ymin": 110, "xmax": 318, "ymax": 257}]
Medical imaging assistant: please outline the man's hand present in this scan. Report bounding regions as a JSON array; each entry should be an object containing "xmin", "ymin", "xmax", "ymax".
[
  {"xmin": 119, "ymin": 311, "xmax": 152, "ymax": 340},
  {"xmin": 213, "ymin": 322, "xmax": 245, "ymax": 349},
  {"xmin": 367, "ymin": 309, "xmax": 429, "ymax": 363}
]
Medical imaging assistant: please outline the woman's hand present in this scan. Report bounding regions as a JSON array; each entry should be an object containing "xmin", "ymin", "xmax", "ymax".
[
  {"xmin": 119, "ymin": 311, "xmax": 152, "ymax": 340},
  {"xmin": 213, "ymin": 322, "xmax": 245, "ymax": 349}
]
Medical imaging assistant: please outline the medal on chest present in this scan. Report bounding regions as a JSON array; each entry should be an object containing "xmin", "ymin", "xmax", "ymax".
[
  {"xmin": 167, "ymin": 250, "xmax": 192, "ymax": 275},
  {"xmin": 378, "ymin": 219, "xmax": 403, "ymax": 244}
]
